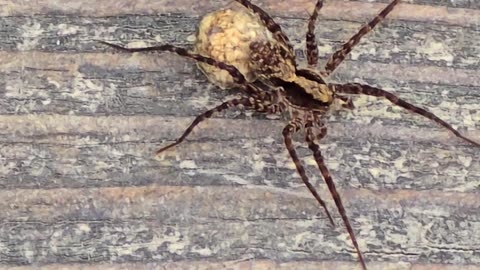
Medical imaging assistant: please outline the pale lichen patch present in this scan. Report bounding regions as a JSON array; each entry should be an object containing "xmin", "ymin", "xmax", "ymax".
[
  {"xmin": 191, "ymin": 246, "xmax": 213, "ymax": 256},
  {"xmin": 223, "ymin": 174, "xmax": 250, "ymax": 185},
  {"xmin": 417, "ymin": 38, "xmax": 454, "ymax": 64},
  {"xmin": 187, "ymin": 92, "xmax": 211, "ymax": 109},
  {"xmin": 154, "ymin": 35, "xmax": 165, "ymax": 43},
  {"xmin": 56, "ymin": 23, "xmax": 81, "ymax": 35},
  {"xmin": 251, "ymin": 153, "xmax": 266, "ymax": 174},
  {"xmin": 180, "ymin": 160, "xmax": 197, "ymax": 169},
  {"xmin": 125, "ymin": 40, "xmax": 152, "ymax": 48},
  {"xmin": 317, "ymin": 43, "xmax": 334, "ymax": 56},
  {"xmin": 457, "ymin": 155, "xmax": 472, "ymax": 167},
  {"xmin": 76, "ymin": 223, "xmax": 91, "ymax": 233},
  {"xmin": 109, "ymin": 225, "xmax": 187, "ymax": 258},
  {"xmin": 18, "ymin": 22, "xmax": 44, "ymax": 50}
]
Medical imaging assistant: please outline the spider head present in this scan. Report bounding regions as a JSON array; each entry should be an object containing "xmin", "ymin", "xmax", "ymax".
[{"xmin": 249, "ymin": 41, "xmax": 296, "ymax": 81}]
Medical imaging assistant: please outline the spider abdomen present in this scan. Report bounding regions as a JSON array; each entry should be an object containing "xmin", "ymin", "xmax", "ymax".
[
  {"xmin": 195, "ymin": 5, "xmax": 270, "ymax": 89},
  {"xmin": 195, "ymin": 3, "xmax": 294, "ymax": 89}
]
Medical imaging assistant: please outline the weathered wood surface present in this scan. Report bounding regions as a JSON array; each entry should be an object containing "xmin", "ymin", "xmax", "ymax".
[{"xmin": 0, "ymin": 0, "xmax": 479, "ymax": 269}]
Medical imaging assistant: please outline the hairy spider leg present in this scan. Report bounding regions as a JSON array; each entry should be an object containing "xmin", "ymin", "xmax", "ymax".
[
  {"xmin": 333, "ymin": 83, "xmax": 480, "ymax": 147},
  {"xmin": 156, "ymin": 97, "xmax": 253, "ymax": 154},
  {"xmin": 282, "ymin": 119, "xmax": 335, "ymax": 226},
  {"xmin": 324, "ymin": 0, "xmax": 401, "ymax": 76},
  {"xmin": 306, "ymin": 127, "xmax": 367, "ymax": 270},
  {"xmin": 98, "ymin": 41, "xmax": 247, "ymax": 85},
  {"xmin": 235, "ymin": 0, "xmax": 294, "ymax": 57},
  {"xmin": 306, "ymin": 0, "xmax": 324, "ymax": 68}
]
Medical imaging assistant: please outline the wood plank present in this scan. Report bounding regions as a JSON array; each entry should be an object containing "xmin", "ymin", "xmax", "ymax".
[
  {"xmin": 3, "ymin": 262, "xmax": 480, "ymax": 270},
  {"xmin": 0, "ymin": 115, "xmax": 478, "ymax": 191},
  {"xmin": 1, "ymin": 1, "xmax": 479, "ymax": 21},
  {"xmin": 0, "ymin": 186, "xmax": 479, "ymax": 266},
  {"xmin": 0, "ymin": 0, "xmax": 479, "ymax": 268}
]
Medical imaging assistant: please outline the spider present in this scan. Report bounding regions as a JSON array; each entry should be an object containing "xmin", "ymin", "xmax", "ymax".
[{"xmin": 99, "ymin": 0, "xmax": 480, "ymax": 269}]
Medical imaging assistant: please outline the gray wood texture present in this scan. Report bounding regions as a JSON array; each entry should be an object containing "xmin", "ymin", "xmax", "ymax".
[{"xmin": 0, "ymin": 0, "xmax": 479, "ymax": 269}]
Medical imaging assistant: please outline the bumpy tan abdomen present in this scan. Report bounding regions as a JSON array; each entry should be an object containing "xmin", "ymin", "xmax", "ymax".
[{"xmin": 195, "ymin": 4, "xmax": 276, "ymax": 89}]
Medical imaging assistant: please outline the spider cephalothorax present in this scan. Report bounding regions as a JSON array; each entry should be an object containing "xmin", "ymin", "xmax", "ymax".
[{"xmin": 99, "ymin": 0, "xmax": 479, "ymax": 269}]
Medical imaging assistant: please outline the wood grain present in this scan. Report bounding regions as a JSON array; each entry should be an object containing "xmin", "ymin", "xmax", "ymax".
[{"xmin": 0, "ymin": 0, "xmax": 479, "ymax": 269}]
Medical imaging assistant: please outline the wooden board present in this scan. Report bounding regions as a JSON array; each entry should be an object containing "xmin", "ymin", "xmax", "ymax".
[{"xmin": 0, "ymin": 0, "xmax": 479, "ymax": 269}]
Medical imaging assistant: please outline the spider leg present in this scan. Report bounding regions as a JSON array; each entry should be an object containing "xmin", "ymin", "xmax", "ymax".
[
  {"xmin": 282, "ymin": 119, "xmax": 335, "ymax": 226},
  {"xmin": 306, "ymin": 0, "xmax": 324, "ymax": 68},
  {"xmin": 156, "ymin": 97, "xmax": 253, "ymax": 155},
  {"xmin": 235, "ymin": 0, "xmax": 294, "ymax": 55},
  {"xmin": 323, "ymin": 0, "xmax": 400, "ymax": 76},
  {"xmin": 333, "ymin": 83, "xmax": 480, "ymax": 147},
  {"xmin": 305, "ymin": 127, "xmax": 366, "ymax": 270},
  {"xmin": 98, "ymin": 41, "xmax": 247, "ymax": 85}
]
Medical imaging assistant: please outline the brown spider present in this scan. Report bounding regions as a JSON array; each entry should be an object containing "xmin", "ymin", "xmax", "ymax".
[{"xmin": 99, "ymin": 0, "xmax": 480, "ymax": 269}]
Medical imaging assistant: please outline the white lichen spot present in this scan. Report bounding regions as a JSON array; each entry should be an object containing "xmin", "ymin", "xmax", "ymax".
[
  {"xmin": 111, "ymin": 226, "xmax": 187, "ymax": 257},
  {"xmin": 157, "ymin": 159, "xmax": 172, "ymax": 166},
  {"xmin": 452, "ymin": 179, "xmax": 479, "ymax": 192},
  {"xmin": 317, "ymin": 43, "xmax": 333, "ymax": 55},
  {"xmin": 191, "ymin": 246, "xmax": 213, "ymax": 256},
  {"xmin": 417, "ymin": 38, "xmax": 454, "ymax": 64},
  {"xmin": 126, "ymin": 40, "xmax": 151, "ymax": 48},
  {"xmin": 187, "ymin": 93, "xmax": 210, "ymax": 109},
  {"xmin": 393, "ymin": 157, "xmax": 405, "ymax": 170},
  {"xmin": 369, "ymin": 167, "xmax": 381, "ymax": 178},
  {"xmin": 47, "ymin": 77, "xmax": 61, "ymax": 89},
  {"xmin": 350, "ymin": 49, "xmax": 361, "ymax": 60},
  {"xmin": 251, "ymin": 154, "xmax": 265, "ymax": 174},
  {"xmin": 327, "ymin": 160, "xmax": 340, "ymax": 170},
  {"xmin": 285, "ymin": 160, "xmax": 296, "ymax": 170},
  {"xmin": 30, "ymin": 159, "xmax": 47, "ymax": 177},
  {"xmin": 223, "ymin": 174, "xmax": 249, "ymax": 185},
  {"xmin": 304, "ymin": 156, "xmax": 315, "ymax": 166},
  {"xmin": 1, "ymin": 161, "xmax": 18, "ymax": 175},
  {"xmin": 153, "ymin": 35, "xmax": 164, "ymax": 43},
  {"xmin": 18, "ymin": 22, "xmax": 44, "ymax": 50},
  {"xmin": 379, "ymin": 47, "xmax": 391, "ymax": 59},
  {"xmin": 94, "ymin": 161, "xmax": 112, "ymax": 173},
  {"xmin": 266, "ymin": 114, "xmax": 280, "ymax": 119},
  {"xmin": 438, "ymin": 100, "xmax": 460, "ymax": 114},
  {"xmin": 419, "ymin": 207, "xmax": 449, "ymax": 217},
  {"xmin": 56, "ymin": 23, "xmax": 81, "ymax": 35},
  {"xmin": 293, "ymin": 231, "xmax": 320, "ymax": 249},
  {"xmin": 262, "ymin": 136, "xmax": 275, "ymax": 144},
  {"xmin": 76, "ymin": 223, "xmax": 91, "ymax": 233},
  {"xmin": 186, "ymin": 34, "xmax": 196, "ymax": 42},
  {"xmin": 458, "ymin": 155, "xmax": 472, "ymax": 167},
  {"xmin": 183, "ymin": 79, "xmax": 193, "ymax": 88},
  {"xmin": 23, "ymin": 247, "xmax": 35, "ymax": 263},
  {"xmin": 41, "ymin": 99, "xmax": 51, "ymax": 105},
  {"xmin": 390, "ymin": 45, "xmax": 401, "ymax": 53},
  {"xmin": 70, "ymin": 75, "xmax": 116, "ymax": 113},
  {"xmin": 179, "ymin": 160, "xmax": 197, "ymax": 169},
  {"xmin": 168, "ymin": 240, "xmax": 187, "ymax": 254}
]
